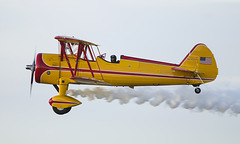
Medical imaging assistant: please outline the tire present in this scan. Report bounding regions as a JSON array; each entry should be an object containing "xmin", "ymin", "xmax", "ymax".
[
  {"xmin": 52, "ymin": 106, "xmax": 71, "ymax": 115},
  {"xmin": 195, "ymin": 88, "xmax": 201, "ymax": 94}
]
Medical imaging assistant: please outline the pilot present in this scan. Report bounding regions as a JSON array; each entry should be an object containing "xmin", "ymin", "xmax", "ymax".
[{"xmin": 110, "ymin": 55, "xmax": 117, "ymax": 63}]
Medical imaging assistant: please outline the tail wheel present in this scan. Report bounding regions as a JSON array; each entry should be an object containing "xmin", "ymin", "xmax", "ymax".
[
  {"xmin": 52, "ymin": 106, "xmax": 71, "ymax": 115},
  {"xmin": 195, "ymin": 88, "xmax": 201, "ymax": 94}
]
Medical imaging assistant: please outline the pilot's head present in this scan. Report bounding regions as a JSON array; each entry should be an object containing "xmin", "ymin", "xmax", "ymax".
[{"xmin": 111, "ymin": 55, "xmax": 117, "ymax": 63}]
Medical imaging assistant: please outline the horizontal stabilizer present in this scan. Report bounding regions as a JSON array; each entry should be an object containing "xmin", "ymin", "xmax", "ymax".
[
  {"xmin": 172, "ymin": 67, "xmax": 204, "ymax": 74},
  {"xmin": 172, "ymin": 67, "xmax": 195, "ymax": 73}
]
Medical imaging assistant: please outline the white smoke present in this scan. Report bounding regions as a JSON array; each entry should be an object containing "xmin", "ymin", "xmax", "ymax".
[{"xmin": 67, "ymin": 86, "xmax": 240, "ymax": 114}]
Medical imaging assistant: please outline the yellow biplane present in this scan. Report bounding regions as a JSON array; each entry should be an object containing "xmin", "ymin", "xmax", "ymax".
[{"xmin": 26, "ymin": 36, "xmax": 218, "ymax": 115}]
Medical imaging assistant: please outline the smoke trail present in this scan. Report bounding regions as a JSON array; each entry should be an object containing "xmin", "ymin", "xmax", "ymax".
[{"xmin": 67, "ymin": 87, "xmax": 240, "ymax": 114}]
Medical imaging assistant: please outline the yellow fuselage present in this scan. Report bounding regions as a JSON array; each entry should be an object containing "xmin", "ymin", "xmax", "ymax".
[{"xmin": 35, "ymin": 53, "xmax": 216, "ymax": 87}]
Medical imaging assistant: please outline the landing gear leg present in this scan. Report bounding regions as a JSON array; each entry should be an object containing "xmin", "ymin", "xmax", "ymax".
[
  {"xmin": 49, "ymin": 78, "xmax": 81, "ymax": 115},
  {"xmin": 52, "ymin": 80, "xmax": 72, "ymax": 115},
  {"xmin": 195, "ymin": 87, "xmax": 201, "ymax": 94},
  {"xmin": 50, "ymin": 78, "xmax": 72, "ymax": 115}
]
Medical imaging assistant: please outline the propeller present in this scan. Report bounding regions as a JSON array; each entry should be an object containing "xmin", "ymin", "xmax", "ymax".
[{"xmin": 26, "ymin": 53, "xmax": 36, "ymax": 94}]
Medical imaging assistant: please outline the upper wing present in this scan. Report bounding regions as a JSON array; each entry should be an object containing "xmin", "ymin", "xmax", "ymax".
[{"xmin": 55, "ymin": 36, "xmax": 98, "ymax": 46}]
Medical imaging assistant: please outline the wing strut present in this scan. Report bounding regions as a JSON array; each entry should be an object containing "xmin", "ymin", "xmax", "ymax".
[
  {"xmin": 91, "ymin": 45, "xmax": 104, "ymax": 81},
  {"xmin": 196, "ymin": 73, "xmax": 204, "ymax": 84},
  {"xmin": 67, "ymin": 43, "xmax": 74, "ymax": 55},
  {"xmin": 82, "ymin": 45, "xmax": 94, "ymax": 78},
  {"xmin": 60, "ymin": 41, "xmax": 74, "ymax": 77},
  {"xmin": 74, "ymin": 43, "xmax": 82, "ymax": 76}
]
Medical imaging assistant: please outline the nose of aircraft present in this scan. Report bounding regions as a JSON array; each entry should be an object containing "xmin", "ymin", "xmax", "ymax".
[{"xmin": 26, "ymin": 65, "xmax": 33, "ymax": 71}]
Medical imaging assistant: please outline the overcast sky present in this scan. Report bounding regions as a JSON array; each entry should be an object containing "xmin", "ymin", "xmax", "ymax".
[{"xmin": 1, "ymin": 0, "xmax": 240, "ymax": 144}]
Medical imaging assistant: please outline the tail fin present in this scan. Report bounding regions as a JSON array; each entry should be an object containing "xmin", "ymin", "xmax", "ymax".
[{"xmin": 177, "ymin": 43, "xmax": 218, "ymax": 81}]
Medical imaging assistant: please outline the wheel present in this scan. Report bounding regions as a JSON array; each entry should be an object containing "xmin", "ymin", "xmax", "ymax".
[
  {"xmin": 52, "ymin": 106, "xmax": 71, "ymax": 115},
  {"xmin": 195, "ymin": 88, "xmax": 201, "ymax": 94}
]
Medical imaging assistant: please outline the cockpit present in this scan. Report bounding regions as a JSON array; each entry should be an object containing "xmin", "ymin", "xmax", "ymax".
[{"xmin": 110, "ymin": 55, "xmax": 119, "ymax": 63}]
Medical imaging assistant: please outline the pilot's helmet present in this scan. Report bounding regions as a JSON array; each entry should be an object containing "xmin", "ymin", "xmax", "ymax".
[{"xmin": 111, "ymin": 55, "xmax": 117, "ymax": 63}]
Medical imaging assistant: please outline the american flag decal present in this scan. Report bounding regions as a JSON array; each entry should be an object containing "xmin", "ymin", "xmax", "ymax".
[{"xmin": 200, "ymin": 57, "xmax": 212, "ymax": 65}]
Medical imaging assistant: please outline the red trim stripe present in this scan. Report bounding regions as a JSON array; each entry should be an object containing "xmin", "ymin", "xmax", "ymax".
[{"xmin": 121, "ymin": 55, "xmax": 179, "ymax": 67}]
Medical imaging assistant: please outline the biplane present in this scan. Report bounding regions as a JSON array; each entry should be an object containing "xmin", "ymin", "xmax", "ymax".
[{"xmin": 26, "ymin": 36, "xmax": 218, "ymax": 115}]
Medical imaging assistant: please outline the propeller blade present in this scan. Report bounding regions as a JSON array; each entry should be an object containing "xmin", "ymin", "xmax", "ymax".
[
  {"xmin": 27, "ymin": 52, "xmax": 36, "ymax": 95},
  {"xmin": 30, "ymin": 68, "xmax": 34, "ymax": 94}
]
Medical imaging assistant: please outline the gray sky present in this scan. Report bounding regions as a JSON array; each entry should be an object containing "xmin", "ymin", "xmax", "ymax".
[{"xmin": 1, "ymin": 0, "xmax": 240, "ymax": 144}]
